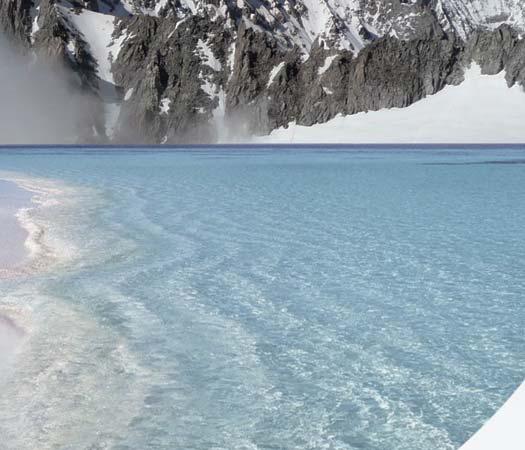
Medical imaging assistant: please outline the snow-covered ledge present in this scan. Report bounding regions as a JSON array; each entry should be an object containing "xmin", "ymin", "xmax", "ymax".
[
  {"xmin": 254, "ymin": 65, "xmax": 525, "ymax": 144},
  {"xmin": 460, "ymin": 381, "xmax": 525, "ymax": 450}
]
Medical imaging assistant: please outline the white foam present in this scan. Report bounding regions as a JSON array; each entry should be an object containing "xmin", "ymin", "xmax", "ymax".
[
  {"xmin": 0, "ymin": 174, "xmax": 154, "ymax": 447},
  {"xmin": 0, "ymin": 287, "xmax": 152, "ymax": 449},
  {"xmin": 0, "ymin": 172, "xmax": 78, "ymax": 277}
]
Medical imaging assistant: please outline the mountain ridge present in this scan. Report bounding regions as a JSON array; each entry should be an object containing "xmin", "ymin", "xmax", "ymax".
[{"xmin": 2, "ymin": 0, "xmax": 525, "ymax": 143}]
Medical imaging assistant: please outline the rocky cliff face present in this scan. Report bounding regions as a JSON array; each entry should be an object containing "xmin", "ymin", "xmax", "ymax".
[{"xmin": 1, "ymin": 0, "xmax": 525, "ymax": 143}]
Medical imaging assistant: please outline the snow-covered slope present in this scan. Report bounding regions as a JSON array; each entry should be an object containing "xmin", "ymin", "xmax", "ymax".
[
  {"xmin": 442, "ymin": 0, "xmax": 525, "ymax": 39},
  {"xmin": 57, "ymin": 5, "xmax": 128, "ymax": 137},
  {"xmin": 254, "ymin": 65, "xmax": 525, "ymax": 144},
  {"xmin": 59, "ymin": 6, "xmax": 122, "ymax": 84}
]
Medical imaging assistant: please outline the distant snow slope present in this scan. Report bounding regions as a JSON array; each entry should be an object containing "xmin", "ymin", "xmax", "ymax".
[
  {"xmin": 255, "ymin": 65, "xmax": 525, "ymax": 144},
  {"xmin": 442, "ymin": 0, "xmax": 525, "ymax": 38}
]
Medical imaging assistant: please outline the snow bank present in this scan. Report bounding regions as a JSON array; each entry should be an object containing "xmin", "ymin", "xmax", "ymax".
[
  {"xmin": 256, "ymin": 65, "xmax": 525, "ymax": 144},
  {"xmin": 460, "ymin": 381, "xmax": 525, "ymax": 450}
]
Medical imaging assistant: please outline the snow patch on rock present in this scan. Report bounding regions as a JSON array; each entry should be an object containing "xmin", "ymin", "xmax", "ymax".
[
  {"xmin": 197, "ymin": 39, "xmax": 221, "ymax": 71},
  {"xmin": 318, "ymin": 55, "xmax": 337, "ymax": 75},
  {"xmin": 160, "ymin": 98, "xmax": 171, "ymax": 114},
  {"xmin": 267, "ymin": 62, "xmax": 285, "ymax": 87}
]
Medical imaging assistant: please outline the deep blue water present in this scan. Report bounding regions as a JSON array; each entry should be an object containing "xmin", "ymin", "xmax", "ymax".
[{"xmin": 0, "ymin": 148, "xmax": 523, "ymax": 449}]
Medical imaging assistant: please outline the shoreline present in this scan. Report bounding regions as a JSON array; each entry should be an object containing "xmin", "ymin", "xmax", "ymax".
[
  {"xmin": 0, "ymin": 172, "xmax": 72, "ymax": 279},
  {"xmin": 0, "ymin": 179, "xmax": 33, "ymax": 275},
  {"xmin": 0, "ymin": 179, "xmax": 35, "ymax": 368},
  {"xmin": 0, "ymin": 172, "xmax": 74, "ymax": 374}
]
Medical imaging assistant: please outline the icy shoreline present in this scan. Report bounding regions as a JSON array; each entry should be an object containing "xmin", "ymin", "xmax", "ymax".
[
  {"xmin": 0, "ymin": 173, "xmax": 76, "ymax": 376},
  {"xmin": 0, "ymin": 173, "xmax": 71, "ymax": 278},
  {"xmin": 0, "ymin": 179, "xmax": 34, "ymax": 370},
  {"xmin": 0, "ymin": 179, "xmax": 32, "ymax": 275}
]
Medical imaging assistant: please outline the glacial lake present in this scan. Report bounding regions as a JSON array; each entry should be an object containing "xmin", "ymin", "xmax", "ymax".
[{"xmin": 0, "ymin": 147, "xmax": 523, "ymax": 449}]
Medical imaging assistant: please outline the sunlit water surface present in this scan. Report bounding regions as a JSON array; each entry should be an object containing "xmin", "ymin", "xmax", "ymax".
[{"xmin": 0, "ymin": 147, "xmax": 523, "ymax": 449}]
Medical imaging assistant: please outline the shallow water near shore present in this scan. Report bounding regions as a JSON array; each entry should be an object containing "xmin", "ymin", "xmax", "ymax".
[
  {"xmin": 0, "ymin": 147, "xmax": 523, "ymax": 449},
  {"xmin": 0, "ymin": 179, "xmax": 32, "ymax": 269}
]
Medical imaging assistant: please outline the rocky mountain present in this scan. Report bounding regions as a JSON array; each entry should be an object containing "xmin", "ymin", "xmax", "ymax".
[{"xmin": 1, "ymin": 0, "xmax": 525, "ymax": 143}]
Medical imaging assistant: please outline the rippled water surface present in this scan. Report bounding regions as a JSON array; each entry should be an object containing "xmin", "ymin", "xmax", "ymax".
[{"xmin": 0, "ymin": 148, "xmax": 524, "ymax": 449}]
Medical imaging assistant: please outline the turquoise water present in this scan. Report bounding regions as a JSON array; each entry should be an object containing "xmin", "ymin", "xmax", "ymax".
[{"xmin": 0, "ymin": 148, "xmax": 523, "ymax": 449}]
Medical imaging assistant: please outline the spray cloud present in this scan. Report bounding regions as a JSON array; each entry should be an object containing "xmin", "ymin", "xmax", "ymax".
[{"xmin": 0, "ymin": 37, "xmax": 97, "ymax": 145}]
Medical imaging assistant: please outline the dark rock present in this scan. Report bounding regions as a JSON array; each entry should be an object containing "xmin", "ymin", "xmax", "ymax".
[{"xmin": 2, "ymin": 0, "xmax": 525, "ymax": 143}]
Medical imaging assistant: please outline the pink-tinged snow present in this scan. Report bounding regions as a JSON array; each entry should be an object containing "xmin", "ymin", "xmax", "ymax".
[
  {"xmin": 460, "ymin": 381, "xmax": 525, "ymax": 450},
  {"xmin": 255, "ymin": 65, "xmax": 525, "ymax": 144}
]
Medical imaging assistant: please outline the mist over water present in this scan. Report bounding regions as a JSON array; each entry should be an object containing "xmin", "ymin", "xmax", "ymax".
[{"xmin": 0, "ymin": 37, "xmax": 94, "ymax": 144}]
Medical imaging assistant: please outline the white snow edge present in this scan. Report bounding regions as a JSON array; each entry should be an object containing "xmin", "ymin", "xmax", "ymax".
[{"xmin": 460, "ymin": 381, "xmax": 525, "ymax": 450}]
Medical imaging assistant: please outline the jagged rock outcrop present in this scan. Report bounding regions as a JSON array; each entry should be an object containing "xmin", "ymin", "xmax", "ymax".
[
  {"xmin": 1, "ymin": 0, "xmax": 525, "ymax": 143},
  {"xmin": 113, "ymin": 14, "xmax": 232, "ymax": 143},
  {"xmin": 466, "ymin": 24, "xmax": 525, "ymax": 88},
  {"xmin": 0, "ymin": 0, "xmax": 32, "ymax": 44}
]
